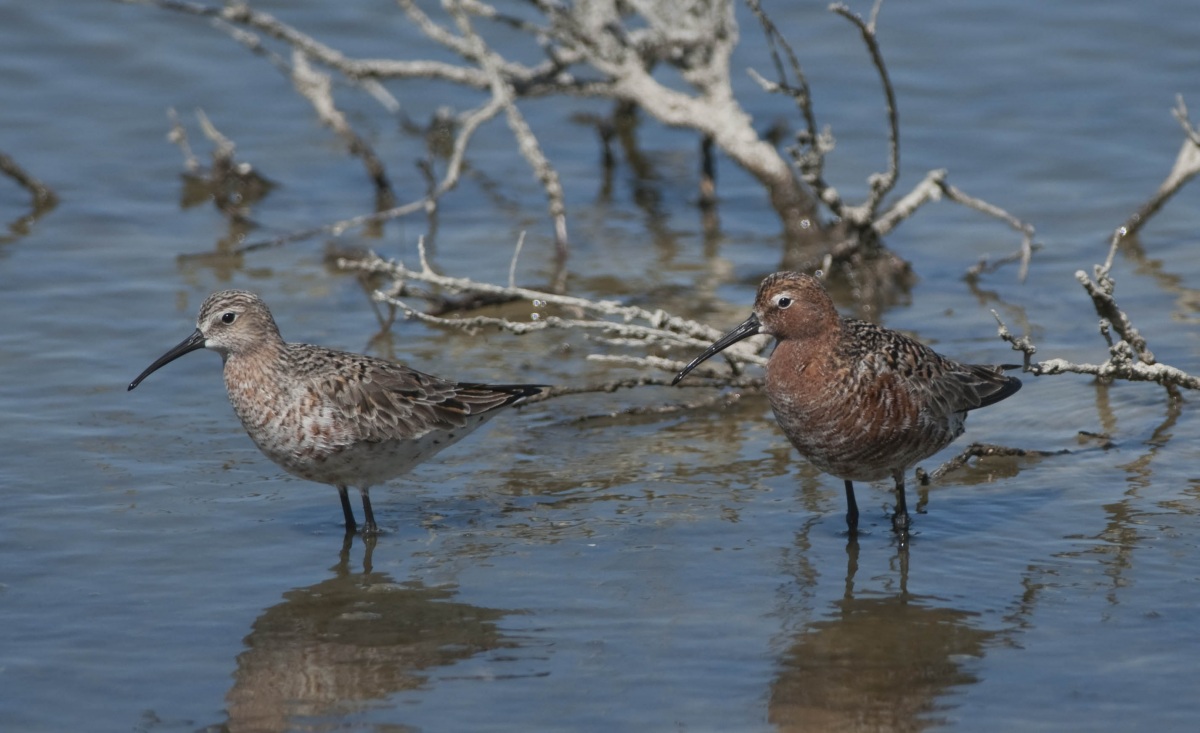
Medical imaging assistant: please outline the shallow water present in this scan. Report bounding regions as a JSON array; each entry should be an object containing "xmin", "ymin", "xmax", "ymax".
[{"xmin": 3, "ymin": 1, "xmax": 1200, "ymax": 731}]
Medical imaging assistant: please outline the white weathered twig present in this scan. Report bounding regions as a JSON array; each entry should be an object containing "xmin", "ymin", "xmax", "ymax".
[
  {"xmin": 447, "ymin": 0, "xmax": 570, "ymax": 288},
  {"xmin": 195, "ymin": 108, "xmax": 235, "ymax": 162},
  {"xmin": 231, "ymin": 96, "xmax": 506, "ymax": 254},
  {"xmin": 339, "ymin": 251, "xmax": 731, "ymax": 342},
  {"xmin": 166, "ymin": 107, "xmax": 200, "ymax": 173},
  {"xmin": 291, "ymin": 51, "xmax": 394, "ymax": 200},
  {"xmin": 992, "ymin": 267, "xmax": 1200, "ymax": 394},
  {"xmin": 1118, "ymin": 94, "xmax": 1200, "ymax": 239},
  {"xmin": 336, "ymin": 248, "xmax": 772, "ymax": 380},
  {"xmin": 128, "ymin": 0, "xmax": 824, "ymax": 243},
  {"xmin": 876, "ymin": 169, "xmax": 1037, "ymax": 281},
  {"xmin": 989, "ymin": 105, "xmax": 1200, "ymax": 396},
  {"xmin": 375, "ymin": 292, "xmax": 730, "ymax": 351},
  {"xmin": 508, "ymin": 231, "xmax": 526, "ymax": 290}
]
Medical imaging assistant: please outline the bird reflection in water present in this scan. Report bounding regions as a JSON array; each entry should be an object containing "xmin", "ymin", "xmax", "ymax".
[
  {"xmin": 769, "ymin": 543, "xmax": 1000, "ymax": 732},
  {"xmin": 221, "ymin": 536, "xmax": 518, "ymax": 732}
]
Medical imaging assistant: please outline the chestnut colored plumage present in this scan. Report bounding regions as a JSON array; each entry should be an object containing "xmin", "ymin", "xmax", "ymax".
[
  {"xmin": 673, "ymin": 272, "xmax": 1021, "ymax": 535},
  {"xmin": 129, "ymin": 290, "xmax": 543, "ymax": 535}
]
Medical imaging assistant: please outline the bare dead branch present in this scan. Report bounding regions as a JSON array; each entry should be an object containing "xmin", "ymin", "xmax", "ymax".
[
  {"xmin": 231, "ymin": 95, "xmax": 505, "ymax": 255},
  {"xmin": 1079, "ymin": 235, "xmax": 1154, "ymax": 363},
  {"xmin": 1118, "ymin": 94, "xmax": 1200, "ymax": 239},
  {"xmin": 993, "ymin": 303, "xmax": 1200, "ymax": 392},
  {"xmin": 134, "ymin": 0, "xmax": 1042, "ymax": 301},
  {"xmin": 830, "ymin": 2, "xmax": 899, "ymax": 223},
  {"xmin": 939, "ymin": 182, "xmax": 1037, "ymax": 282},
  {"xmin": 876, "ymin": 169, "xmax": 1037, "ymax": 281},
  {"xmin": 989, "ymin": 117, "xmax": 1200, "ymax": 395},
  {"xmin": 1173, "ymin": 94, "xmax": 1200, "ymax": 146},
  {"xmin": 334, "ymin": 239, "xmax": 775, "ymax": 389},
  {"xmin": 195, "ymin": 108, "xmax": 235, "ymax": 162},
  {"xmin": 130, "ymin": 0, "xmax": 828, "ymax": 242},
  {"xmin": 743, "ymin": 0, "xmax": 833, "ymax": 211},
  {"xmin": 338, "ymin": 247, "xmax": 763, "ymax": 355},
  {"xmin": 123, "ymin": 0, "xmax": 497, "ymax": 87},
  {"xmin": 446, "ymin": 0, "xmax": 570, "ymax": 289},
  {"xmin": 373, "ymin": 292, "xmax": 716, "ymax": 350},
  {"xmin": 166, "ymin": 108, "xmax": 201, "ymax": 173},
  {"xmin": 291, "ymin": 51, "xmax": 394, "ymax": 203}
]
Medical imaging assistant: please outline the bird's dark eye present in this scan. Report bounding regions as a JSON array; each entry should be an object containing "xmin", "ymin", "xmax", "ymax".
[
  {"xmin": 777, "ymin": 296, "xmax": 792, "ymax": 309},
  {"xmin": 221, "ymin": 312, "xmax": 237, "ymax": 324}
]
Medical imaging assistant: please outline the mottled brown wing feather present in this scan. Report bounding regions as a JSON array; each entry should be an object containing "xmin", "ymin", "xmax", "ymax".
[
  {"xmin": 292, "ymin": 345, "xmax": 541, "ymax": 443},
  {"xmin": 842, "ymin": 320, "xmax": 1020, "ymax": 417}
]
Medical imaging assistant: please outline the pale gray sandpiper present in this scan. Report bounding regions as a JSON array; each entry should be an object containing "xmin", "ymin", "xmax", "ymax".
[
  {"xmin": 129, "ymin": 289, "xmax": 544, "ymax": 535},
  {"xmin": 673, "ymin": 271, "xmax": 1021, "ymax": 536}
]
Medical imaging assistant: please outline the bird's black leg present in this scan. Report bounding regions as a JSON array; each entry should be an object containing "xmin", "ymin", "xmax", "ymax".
[
  {"xmin": 891, "ymin": 470, "xmax": 911, "ymax": 533},
  {"xmin": 360, "ymin": 488, "xmax": 378, "ymax": 535},
  {"xmin": 844, "ymin": 479, "xmax": 859, "ymax": 534},
  {"xmin": 337, "ymin": 485, "xmax": 357, "ymax": 534}
]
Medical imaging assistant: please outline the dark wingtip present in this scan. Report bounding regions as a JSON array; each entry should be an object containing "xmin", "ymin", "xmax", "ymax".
[
  {"xmin": 483, "ymin": 383, "xmax": 549, "ymax": 403},
  {"xmin": 974, "ymin": 369, "xmax": 1022, "ymax": 410}
]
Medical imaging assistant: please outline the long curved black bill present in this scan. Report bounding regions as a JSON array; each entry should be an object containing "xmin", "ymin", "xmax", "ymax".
[
  {"xmin": 671, "ymin": 313, "xmax": 762, "ymax": 385},
  {"xmin": 128, "ymin": 329, "xmax": 206, "ymax": 391}
]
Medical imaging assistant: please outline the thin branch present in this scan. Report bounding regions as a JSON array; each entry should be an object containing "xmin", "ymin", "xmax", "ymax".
[
  {"xmin": 1085, "ymin": 232, "xmax": 1154, "ymax": 362},
  {"xmin": 291, "ymin": 50, "xmax": 395, "ymax": 203},
  {"xmin": 195, "ymin": 108, "xmax": 235, "ymax": 162},
  {"xmin": 374, "ymin": 292, "xmax": 723, "ymax": 351},
  {"xmin": 743, "ymin": 0, "xmax": 830, "ymax": 206},
  {"xmin": 877, "ymin": 169, "xmax": 1037, "ymax": 281},
  {"xmin": 122, "ymin": 0, "xmax": 499, "ymax": 87},
  {"xmin": 939, "ymin": 181, "xmax": 1037, "ymax": 283},
  {"xmin": 338, "ymin": 250, "xmax": 741, "ymax": 347},
  {"xmin": 446, "ymin": 0, "xmax": 570, "ymax": 289},
  {"xmin": 168, "ymin": 109, "xmax": 273, "ymax": 227},
  {"xmin": 333, "ymin": 240, "xmax": 779, "ymax": 394},
  {"xmin": 166, "ymin": 107, "xmax": 201, "ymax": 173},
  {"xmin": 211, "ymin": 10, "xmax": 413, "ymax": 112},
  {"xmin": 1118, "ymin": 94, "xmax": 1200, "ymax": 239},
  {"xmin": 231, "ymin": 97, "xmax": 505, "ymax": 254},
  {"xmin": 830, "ymin": 2, "xmax": 899, "ymax": 222},
  {"xmin": 993, "ymin": 309, "xmax": 1200, "ymax": 391},
  {"xmin": 508, "ymin": 230, "xmax": 526, "ymax": 289},
  {"xmin": 1174, "ymin": 94, "xmax": 1200, "ymax": 146}
]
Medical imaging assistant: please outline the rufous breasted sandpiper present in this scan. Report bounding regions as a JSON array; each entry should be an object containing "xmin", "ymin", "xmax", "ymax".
[{"xmin": 673, "ymin": 272, "xmax": 1021, "ymax": 536}]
